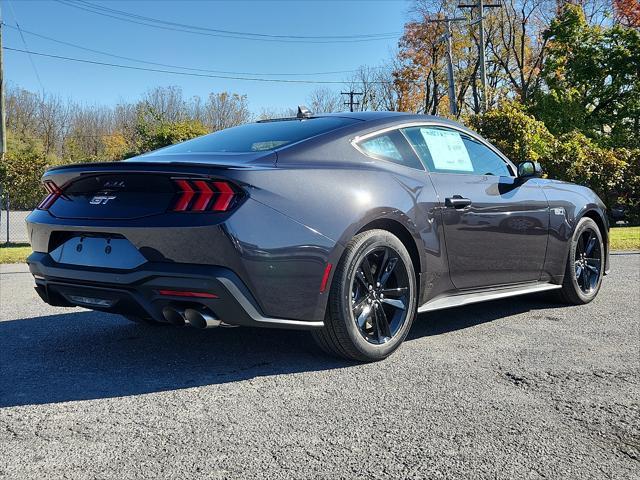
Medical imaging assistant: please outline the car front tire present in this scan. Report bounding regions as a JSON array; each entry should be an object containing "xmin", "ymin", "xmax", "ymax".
[
  {"xmin": 312, "ymin": 229, "xmax": 417, "ymax": 362},
  {"xmin": 558, "ymin": 217, "xmax": 605, "ymax": 305}
]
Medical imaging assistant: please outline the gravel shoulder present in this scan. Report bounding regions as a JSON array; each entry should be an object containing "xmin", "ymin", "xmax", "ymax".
[{"xmin": 0, "ymin": 256, "xmax": 638, "ymax": 479}]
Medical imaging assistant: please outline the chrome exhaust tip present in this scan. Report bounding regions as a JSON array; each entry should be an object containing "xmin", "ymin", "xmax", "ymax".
[
  {"xmin": 162, "ymin": 306, "xmax": 186, "ymax": 326},
  {"xmin": 184, "ymin": 307, "xmax": 221, "ymax": 329}
]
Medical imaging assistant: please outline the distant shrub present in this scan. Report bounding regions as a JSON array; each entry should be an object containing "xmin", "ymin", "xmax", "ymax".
[
  {"xmin": 467, "ymin": 101, "xmax": 556, "ymax": 164},
  {"xmin": 0, "ymin": 134, "xmax": 49, "ymax": 210},
  {"xmin": 550, "ymin": 132, "xmax": 628, "ymax": 211}
]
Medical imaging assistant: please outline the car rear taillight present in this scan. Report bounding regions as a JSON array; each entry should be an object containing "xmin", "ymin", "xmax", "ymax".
[
  {"xmin": 37, "ymin": 180, "xmax": 63, "ymax": 210},
  {"xmin": 171, "ymin": 179, "xmax": 240, "ymax": 212}
]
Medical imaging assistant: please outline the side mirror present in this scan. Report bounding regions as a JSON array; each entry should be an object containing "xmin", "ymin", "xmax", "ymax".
[{"xmin": 517, "ymin": 161, "xmax": 543, "ymax": 178}]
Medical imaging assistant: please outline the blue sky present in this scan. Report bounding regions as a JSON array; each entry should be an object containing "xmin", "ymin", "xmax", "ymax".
[{"xmin": 3, "ymin": 0, "xmax": 411, "ymax": 113}]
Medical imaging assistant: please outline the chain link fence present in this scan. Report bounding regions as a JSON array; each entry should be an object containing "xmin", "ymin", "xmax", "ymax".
[{"xmin": 1, "ymin": 187, "xmax": 32, "ymax": 245}]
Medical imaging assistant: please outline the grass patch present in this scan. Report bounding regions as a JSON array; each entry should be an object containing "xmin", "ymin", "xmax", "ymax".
[
  {"xmin": 0, "ymin": 243, "xmax": 32, "ymax": 264},
  {"xmin": 610, "ymin": 226, "xmax": 640, "ymax": 251}
]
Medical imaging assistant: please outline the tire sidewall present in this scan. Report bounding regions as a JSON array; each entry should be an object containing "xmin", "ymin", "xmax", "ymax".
[
  {"xmin": 334, "ymin": 231, "xmax": 417, "ymax": 360},
  {"xmin": 568, "ymin": 218, "xmax": 604, "ymax": 303}
]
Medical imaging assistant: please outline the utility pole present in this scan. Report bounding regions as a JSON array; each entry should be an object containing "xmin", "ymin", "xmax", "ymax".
[
  {"xmin": 0, "ymin": 8, "xmax": 6, "ymax": 242},
  {"xmin": 458, "ymin": 0, "xmax": 501, "ymax": 112},
  {"xmin": 429, "ymin": 17, "xmax": 466, "ymax": 116},
  {"xmin": 0, "ymin": 9, "xmax": 5, "ymax": 164},
  {"xmin": 341, "ymin": 90, "xmax": 362, "ymax": 112}
]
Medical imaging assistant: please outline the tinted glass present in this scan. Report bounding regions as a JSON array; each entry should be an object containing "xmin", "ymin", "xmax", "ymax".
[
  {"xmin": 461, "ymin": 136, "xmax": 512, "ymax": 176},
  {"xmin": 402, "ymin": 126, "xmax": 512, "ymax": 176},
  {"xmin": 357, "ymin": 130, "xmax": 423, "ymax": 170},
  {"xmin": 146, "ymin": 117, "xmax": 359, "ymax": 155}
]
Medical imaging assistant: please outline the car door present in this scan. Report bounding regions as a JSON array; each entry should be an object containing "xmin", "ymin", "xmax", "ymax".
[{"xmin": 402, "ymin": 125, "xmax": 549, "ymax": 290}]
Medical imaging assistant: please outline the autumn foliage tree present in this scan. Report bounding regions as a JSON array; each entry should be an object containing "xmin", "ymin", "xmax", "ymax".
[{"xmin": 614, "ymin": 0, "xmax": 640, "ymax": 27}]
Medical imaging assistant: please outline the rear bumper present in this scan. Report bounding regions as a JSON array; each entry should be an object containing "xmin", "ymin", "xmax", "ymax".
[
  {"xmin": 26, "ymin": 198, "xmax": 338, "ymax": 322},
  {"xmin": 27, "ymin": 252, "xmax": 324, "ymax": 330}
]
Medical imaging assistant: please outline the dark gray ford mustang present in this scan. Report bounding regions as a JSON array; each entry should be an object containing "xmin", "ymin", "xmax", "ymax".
[{"xmin": 26, "ymin": 110, "xmax": 609, "ymax": 361}]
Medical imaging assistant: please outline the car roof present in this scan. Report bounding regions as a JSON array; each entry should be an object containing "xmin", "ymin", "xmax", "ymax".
[
  {"xmin": 312, "ymin": 111, "xmax": 466, "ymax": 130},
  {"xmin": 313, "ymin": 111, "xmax": 439, "ymax": 122}
]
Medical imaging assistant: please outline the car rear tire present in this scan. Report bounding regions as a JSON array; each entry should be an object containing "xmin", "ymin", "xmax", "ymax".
[
  {"xmin": 312, "ymin": 229, "xmax": 417, "ymax": 362},
  {"xmin": 558, "ymin": 217, "xmax": 604, "ymax": 305}
]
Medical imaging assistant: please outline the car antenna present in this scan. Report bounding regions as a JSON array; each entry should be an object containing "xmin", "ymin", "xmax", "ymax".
[{"xmin": 297, "ymin": 105, "xmax": 313, "ymax": 119}]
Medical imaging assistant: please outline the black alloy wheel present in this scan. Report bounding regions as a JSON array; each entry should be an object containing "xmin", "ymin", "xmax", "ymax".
[
  {"xmin": 574, "ymin": 227, "xmax": 602, "ymax": 295},
  {"xmin": 313, "ymin": 229, "xmax": 417, "ymax": 362},
  {"xmin": 350, "ymin": 246, "xmax": 410, "ymax": 345},
  {"xmin": 559, "ymin": 217, "xmax": 605, "ymax": 305}
]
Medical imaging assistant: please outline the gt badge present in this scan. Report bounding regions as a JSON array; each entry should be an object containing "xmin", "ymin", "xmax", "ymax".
[{"xmin": 90, "ymin": 195, "xmax": 117, "ymax": 205}]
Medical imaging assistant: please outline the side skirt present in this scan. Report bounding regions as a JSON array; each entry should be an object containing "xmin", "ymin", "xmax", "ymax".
[{"xmin": 418, "ymin": 282, "xmax": 561, "ymax": 313}]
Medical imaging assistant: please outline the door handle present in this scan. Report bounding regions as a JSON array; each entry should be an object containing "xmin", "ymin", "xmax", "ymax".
[{"xmin": 445, "ymin": 195, "xmax": 472, "ymax": 209}]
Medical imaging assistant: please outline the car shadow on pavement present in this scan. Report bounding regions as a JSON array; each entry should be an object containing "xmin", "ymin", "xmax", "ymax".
[
  {"xmin": 1, "ymin": 294, "xmax": 563, "ymax": 408},
  {"xmin": 0, "ymin": 311, "xmax": 349, "ymax": 408}
]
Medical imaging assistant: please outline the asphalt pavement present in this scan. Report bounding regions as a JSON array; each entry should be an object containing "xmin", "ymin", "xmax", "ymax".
[{"xmin": 0, "ymin": 255, "xmax": 638, "ymax": 479}]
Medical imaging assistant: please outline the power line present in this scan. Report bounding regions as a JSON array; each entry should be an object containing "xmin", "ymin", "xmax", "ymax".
[
  {"xmin": 55, "ymin": 0, "xmax": 400, "ymax": 44},
  {"xmin": 6, "ymin": 1, "xmax": 44, "ymax": 93},
  {"xmin": 71, "ymin": 0, "xmax": 399, "ymax": 39},
  {"xmin": 67, "ymin": 0, "xmax": 400, "ymax": 40},
  {"xmin": 1, "ymin": 23, "xmax": 364, "ymax": 77},
  {"xmin": 4, "ymin": 46, "xmax": 396, "ymax": 85}
]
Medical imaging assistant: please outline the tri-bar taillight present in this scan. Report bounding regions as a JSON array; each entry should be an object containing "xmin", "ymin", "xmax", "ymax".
[
  {"xmin": 37, "ymin": 180, "xmax": 63, "ymax": 210},
  {"xmin": 171, "ymin": 179, "xmax": 239, "ymax": 212}
]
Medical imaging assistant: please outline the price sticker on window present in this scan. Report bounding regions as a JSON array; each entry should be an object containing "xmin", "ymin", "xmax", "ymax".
[{"xmin": 420, "ymin": 128, "xmax": 473, "ymax": 172}]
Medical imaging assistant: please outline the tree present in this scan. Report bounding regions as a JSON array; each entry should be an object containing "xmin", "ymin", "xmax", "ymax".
[
  {"xmin": 140, "ymin": 86, "xmax": 187, "ymax": 124},
  {"xmin": 101, "ymin": 133, "xmax": 129, "ymax": 161},
  {"xmin": 395, "ymin": 15, "xmax": 447, "ymax": 114},
  {"xmin": 201, "ymin": 92, "xmax": 251, "ymax": 131},
  {"xmin": 489, "ymin": 0, "xmax": 552, "ymax": 104},
  {"xmin": 135, "ymin": 116, "xmax": 209, "ymax": 153},
  {"xmin": 346, "ymin": 65, "xmax": 401, "ymax": 112},
  {"xmin": 5, "ymin": 86, "xmax": 40, "ymax": 138},
  {"xmin": 617, "ymin": 148, "xmax": 640, "ymax": 223},
  {"xmin": 551, "ymin": 131, "xmax": 628, "ymax": 208},
  {"xmin": 0, "ymin": 133, "xmax": 49, "ymax": 209},
  {"xmin": 307, "ymin": 88, "xmax": 342, "ymax": 113},
  {"xmin": 613, "ymin": 0, "xmax": 640, "ymax": 27},
  {"xmin": 534, "ymin": 4, "xmax": 640, "ymax": 148}
]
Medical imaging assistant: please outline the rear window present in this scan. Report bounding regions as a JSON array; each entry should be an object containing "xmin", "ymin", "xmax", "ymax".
[{"xmin": 146, "ymin": 117, "xmax": 359, "ymax": 155}]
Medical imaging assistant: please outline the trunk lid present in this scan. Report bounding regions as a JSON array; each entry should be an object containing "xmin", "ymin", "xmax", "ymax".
[{"xmin": 41, "ymin": 156, "xmax": 270, "ymax": 220}]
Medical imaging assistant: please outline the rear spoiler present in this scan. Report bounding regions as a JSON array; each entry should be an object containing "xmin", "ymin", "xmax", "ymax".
[{"xmin": 43, "ymin": 153, "xmax": 277, "ymax": 188}]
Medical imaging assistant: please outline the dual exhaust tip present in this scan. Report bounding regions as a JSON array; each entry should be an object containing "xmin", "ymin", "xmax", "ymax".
[{"xmin": 162, "ymin": 305, "xmax": 221, "ymax": 329}]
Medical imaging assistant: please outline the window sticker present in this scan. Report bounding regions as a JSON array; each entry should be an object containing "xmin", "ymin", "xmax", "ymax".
[{"xmin": 420, "ymin": 128, "xmax": 473, "ymax": 172}]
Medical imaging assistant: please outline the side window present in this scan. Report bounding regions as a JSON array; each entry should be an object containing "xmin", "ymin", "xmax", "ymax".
[
  {"xmin": 461, "ymin": 136, "xmax": 512, "ymax": 176},
  {"xmin": 357, "ymin": 130, "xmax": 423, "ymax": 170},
  {"xmin": 402, "ymin": 126, "xmax": 512, "ymax": 176}
]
